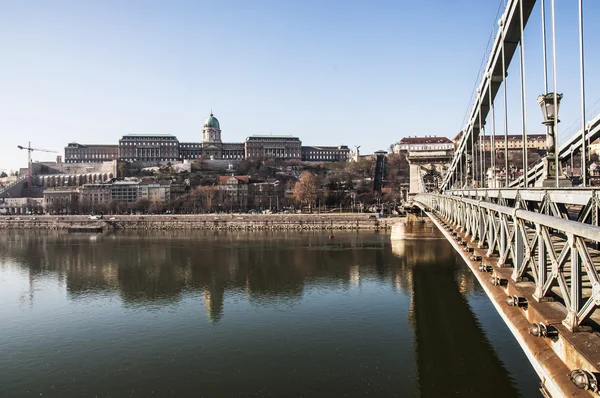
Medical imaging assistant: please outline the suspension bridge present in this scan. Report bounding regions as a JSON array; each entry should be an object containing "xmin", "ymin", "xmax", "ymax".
[{"xmin": 410, "ymin": 0, "xmax": 600, "ymax": 396}]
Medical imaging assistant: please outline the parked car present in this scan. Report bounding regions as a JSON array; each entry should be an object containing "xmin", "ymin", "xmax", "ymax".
[{"xmin": 89, "ymin": 215, "xmax": 103, "ymax": 220}]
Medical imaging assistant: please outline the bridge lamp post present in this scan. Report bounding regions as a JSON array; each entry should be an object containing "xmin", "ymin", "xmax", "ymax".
[{"xmin": 537, "ymin": 93, "xmax": 571, "ymax": 187}]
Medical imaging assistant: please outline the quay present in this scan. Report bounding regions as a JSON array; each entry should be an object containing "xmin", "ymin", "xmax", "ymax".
[{"xmin": 0, "ymin": 213, "xmax": 396, "ymax": 231}]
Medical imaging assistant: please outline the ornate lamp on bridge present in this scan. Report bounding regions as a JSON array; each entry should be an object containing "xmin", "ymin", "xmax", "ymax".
[{"xmin": 536, "ymin": 92, "xmax": 571, "ymax": 187}]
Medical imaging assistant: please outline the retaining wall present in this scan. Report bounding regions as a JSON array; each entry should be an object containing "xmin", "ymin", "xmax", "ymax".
[{"xmin": 0, "ymin": 214, "xmax": 396, "ymax": 231}]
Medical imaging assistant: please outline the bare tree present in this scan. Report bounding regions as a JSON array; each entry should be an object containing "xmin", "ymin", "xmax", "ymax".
[
  {"xmin": 149, "ymin": 198, "xmax": 164, "ymax": 214},
  {"xmin": 193, "ymin": 186, "xmax": 218, "ymax": 212},
  {"xmin": 294, "ymin": 171, "xmax": 318, "ymax": 212},
  {"xmin": 134, "ymin": 198, "xmax": 151, "ymax": 214}
]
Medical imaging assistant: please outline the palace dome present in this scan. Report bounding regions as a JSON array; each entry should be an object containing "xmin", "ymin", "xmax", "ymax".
[{"xmin": 204, "ymin": 113, "xmax": 220, "ymax": 129}]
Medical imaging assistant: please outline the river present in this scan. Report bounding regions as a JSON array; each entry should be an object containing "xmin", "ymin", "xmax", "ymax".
[{"xmin": 0, "ymin": 231, "xmax": 540, "ymax": 397}]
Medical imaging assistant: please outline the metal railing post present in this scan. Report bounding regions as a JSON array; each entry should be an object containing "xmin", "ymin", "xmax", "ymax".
[
  {"xmin": 534, "ymin": 224, "xmax": 547, "ymax": 301},
  {"xmin": 563, "ymin": 233, "xmax": 582, "ymax": 330}
]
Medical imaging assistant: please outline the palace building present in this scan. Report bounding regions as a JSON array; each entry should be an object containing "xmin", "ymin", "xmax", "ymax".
[{"xmin": 65, "ymin": 112, "xmax": 350, "ymax": 164}]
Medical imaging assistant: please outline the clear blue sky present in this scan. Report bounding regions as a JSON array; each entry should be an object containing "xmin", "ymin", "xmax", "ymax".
[{"xmin": 1, "ymin": 0, "xmax": 599, "ymax": 173}]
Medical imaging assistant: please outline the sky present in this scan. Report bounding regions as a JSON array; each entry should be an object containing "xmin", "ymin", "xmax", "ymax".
[{"xmin": 1, "ymin": 0, "xmax": 599, "ymax": 173}]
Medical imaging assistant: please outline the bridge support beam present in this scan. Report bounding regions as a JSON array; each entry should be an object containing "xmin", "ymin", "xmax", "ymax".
[
  {"xmin": 498, "ymin": 218, "xmax": 507, "ymax": 266},
  {"xmin": 534, "ymin": 224, "xmax": 548, "ymax": 302},
  {"xmin": 563, "ymin": 233, "xmax": 584, "ymax": 331}
]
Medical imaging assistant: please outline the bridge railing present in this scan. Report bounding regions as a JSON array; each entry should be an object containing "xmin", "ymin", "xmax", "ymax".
[
  {"xmin": 509, "ymin": 112, "xmax": 600, "ymax": 188},
  {"xmin": 416, "ymin": 192, "xmax": 600, "ymax": 331}
]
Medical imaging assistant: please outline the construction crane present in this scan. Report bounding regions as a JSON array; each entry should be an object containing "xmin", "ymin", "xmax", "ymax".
[
  {"xmin": 17, "ymin": 142, "xmax": 58, "ymax": 188},
  {"xmin": 0, "ymin": 169, "xmax": 8, "ymax": 198}
]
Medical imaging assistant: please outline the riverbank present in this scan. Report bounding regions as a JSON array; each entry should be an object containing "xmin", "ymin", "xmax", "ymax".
[{"xmin": 0, "ymin": 213, "xmax": 398, "ymax": 231}]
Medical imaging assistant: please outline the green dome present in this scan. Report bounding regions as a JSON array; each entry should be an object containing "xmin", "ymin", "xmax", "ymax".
[{"xmin": 204, "ymin": 113, "xmax": 220, "ymax": 129}]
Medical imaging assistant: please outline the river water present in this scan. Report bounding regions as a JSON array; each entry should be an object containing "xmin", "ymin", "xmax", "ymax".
[{"xmin": 0, "ymin": 231, "xmax": 539, "ymax": 397}]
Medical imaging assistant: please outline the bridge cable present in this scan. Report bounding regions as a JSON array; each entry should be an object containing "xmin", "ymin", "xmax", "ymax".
[
  {"xmin": 578, "ymin": 0, "xmax": 587, "ymax": 186},
  {"xmin": 481, "ymin": 105, "xmax": 486, "ymax": 188},
  {"xmin": 551, "ymin": 0, "xmax": 559, "ymax": 188},
  {"xmin": 537, "ymin": 0, "xmax": 549, "ymax": 187},
  {"xmin": 489, "ymin": 77, "xmax": 496, "ymax": 187},
  {"xmin": 541, "ymin": 0, "xmax": 549, "ymax": 94},
  {"xmin": 519, "ymin": 0, "xmax": 529, "ymax": 186},
  {"xmin": 501, "ymin": 13, "xmax": 509, "ymax": 187},
  {"xmin": 467, "ymin": 113, "xmax": 476, "ymax": 187},
  {"xmin": 474, "ymin": 122, "xmax": 478, "ymax": 185},
  {"xmin": 460, "ymin": 145, "xmax": 465, "ymax": 189}
]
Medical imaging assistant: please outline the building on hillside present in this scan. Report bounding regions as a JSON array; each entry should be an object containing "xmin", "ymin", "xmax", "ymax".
[
  {"xmin": 139, "ymin": 182, "xmax": 172, "ymax": 203},
  {"xmin": 245, "ymin": 135, "xmax": 302, "ymax": 160},
  {"xmin": 179, "ymin": 142, "xmax": 202, "ymax": 160},
  {"xmin": 218, "ymin": 175, "xmax": 250, "ymax": 211},
  {"xmin": 392, "ymin": 136, "xmax": 454, "ymax": 153},
  {"xmin": 80, "ymin": 183, "xmax": 113, "ymax": 206},
  {"xmin": 0, "ymin": 197, "xmax": 44, "ymax": 215},
  {"xmin": 248, "ymin": 180, "xmax": 283, "ymax": 210},
  {"xmin": 110, "ymin": 181, "xmax": 141, "ymax": 203},
  {"xmin": 481, "ymin": 134, "xmax": 546, "ymax": 151},
  {"xmin": 222, "ymin": 142, "xmax": 245, "ymax": 160},
  {"xmin": 64, "ymin": 143, "xmax": 119, "ymax": 163},
  {"xmin": 63, "ymin": 112, "xmax": 354, "ymax": 164},
  {"xmin": 79, "ymin": 179, "xmax": 180, "ymax": 208},
  {"xmin": 43, "ymin": 189, "xmax": 79, "ymax": 214},
  {"xmin": 301, "ymin": 145, "xmax": 351, "ymax": 162},
  {"xmin": 590, "ymin": 139, "xmax": 600, "ymax": 156},
  {"xmin": 451, "ymin": 132, "xmax": 546, "ymax": 151},
  {"xmin": 118, "ymin": 135, "xmax": 180, "ymax": 163},
  {"xmin": 200, "ymin": 113, "xmax": 245, "ymax": 160}
]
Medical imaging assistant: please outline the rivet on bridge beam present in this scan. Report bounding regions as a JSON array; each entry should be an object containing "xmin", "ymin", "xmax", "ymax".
[
  {"xmin": 505, "ymin": 295, "xmax": 527, "ymax": 308},
  {"xmin": 569, "ymin": 369, "xmax": 598, "ymax": 392}
]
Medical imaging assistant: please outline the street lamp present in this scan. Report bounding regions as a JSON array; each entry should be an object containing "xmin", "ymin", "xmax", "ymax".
[{"xmin": 537, "ymin": 92, "xmax": 570, "ymax": 187}]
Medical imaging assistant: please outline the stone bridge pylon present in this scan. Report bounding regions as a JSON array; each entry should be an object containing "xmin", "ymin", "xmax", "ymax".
[{"xmin": 407, "ymin": 150, "xmax": 453, "ymax": 194}]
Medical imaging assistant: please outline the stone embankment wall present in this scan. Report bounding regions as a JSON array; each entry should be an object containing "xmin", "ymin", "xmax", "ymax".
[{"xmin": 0, "ymin": 214, "xmax": 397, "ymax": 231}]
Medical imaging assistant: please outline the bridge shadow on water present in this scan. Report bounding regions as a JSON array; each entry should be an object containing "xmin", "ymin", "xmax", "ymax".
[{"xmin": 392, "ymin": 239, "xmax": 523, "ymax": 398}]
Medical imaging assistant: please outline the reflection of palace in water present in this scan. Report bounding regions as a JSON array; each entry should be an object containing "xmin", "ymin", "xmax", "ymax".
[
  {"xmin": 0, "ymin": 231, "xmax": 423, "ymax": 322},
  {"xmin": 0, "ymin": 230, "xmax": 519, "ymax": 396}
]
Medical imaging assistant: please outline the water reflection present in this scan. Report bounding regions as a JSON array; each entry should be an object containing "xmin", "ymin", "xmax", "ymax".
[
  {"xmin": 0, "ymin": 231, "xmax": 404, "ymax": 323},
  {"xmin": 0, "ymin": 231, "xmax": 534, "ymax": 397},
  {"xmin": 392, "ymin": 239, "xmax": 520, "ymax": 397}
]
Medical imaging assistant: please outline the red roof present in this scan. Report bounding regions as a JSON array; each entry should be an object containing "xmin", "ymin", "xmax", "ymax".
[
  {"xmin": 218, "ymin": 175, "xmax": 250, "ymax": 184},
  {"xmin": 398, "ymin": 136, "xmax": 452, "ymax": 144}
]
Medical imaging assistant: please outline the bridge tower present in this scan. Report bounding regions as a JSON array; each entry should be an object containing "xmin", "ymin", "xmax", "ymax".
[{"xmin": 407, "ymin": 150, "xmax": 453, "ymax": 194}]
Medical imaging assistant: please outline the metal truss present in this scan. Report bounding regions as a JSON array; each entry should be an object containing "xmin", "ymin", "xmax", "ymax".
[
  {"xmin": 416, "ymin": 192, "xmax": 600, "ymax": 330},
  {"xmin": 446, "ymin": 188, "xmax": 600, "ymax": 226}
]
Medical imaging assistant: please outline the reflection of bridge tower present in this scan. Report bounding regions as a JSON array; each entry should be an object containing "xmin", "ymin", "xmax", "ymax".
[
  {"xmin": 391, "ymin": 239, "xmax": 519, "ymax": 396},
  {"xmin": 349, "ymin": 264, "xmax": 361, "ymax": 287},
  {"xmin": 407, "ymin": 150, "xmax": 453, "ymax": 194},
  {"xmin": 203, "ymin": 288, "xmax": 224, "ymax": 323}
]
